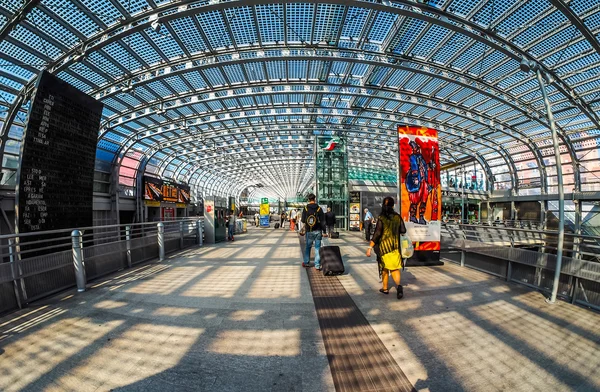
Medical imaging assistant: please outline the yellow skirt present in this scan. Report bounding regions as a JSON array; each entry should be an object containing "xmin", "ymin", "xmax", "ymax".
[{"xmin": 381, "ymin": 249, "xmax": 402, "ymax": 270}]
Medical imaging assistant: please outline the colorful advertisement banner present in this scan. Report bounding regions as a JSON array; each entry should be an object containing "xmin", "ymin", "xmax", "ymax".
[
  {"xmin": 398, "ymin": 125, "xmax": 441, "ymax": 254},
  {"xmin": 143, "ymin": 176, "xmax": 191, "ymax": 204},
  {"xmin": 259, "ymin": 197, "xmax": 270, "ymax": 227}
]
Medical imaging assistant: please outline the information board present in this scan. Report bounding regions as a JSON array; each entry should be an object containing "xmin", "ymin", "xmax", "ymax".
[
  {"xmin": 143, "ymin": 176, "xmax": 190, "ymax": 204},
  {"xmin": 398, "ymin": 125, "xmax": 441, "ymax": 263},
  {"xmin": 16, "ymin": 71, "xmax": 103, "ymax": 234}
]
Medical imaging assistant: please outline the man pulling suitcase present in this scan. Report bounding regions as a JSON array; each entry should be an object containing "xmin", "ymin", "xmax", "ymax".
[{"xmin": 301, "ymin": 193, "xmax": 326, "ymax": 271}]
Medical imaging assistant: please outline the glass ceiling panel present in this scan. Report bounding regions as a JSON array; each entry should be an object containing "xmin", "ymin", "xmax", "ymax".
[{"xmin": 1, "ymin": 0, "xmax": 599, "ymax": 198}]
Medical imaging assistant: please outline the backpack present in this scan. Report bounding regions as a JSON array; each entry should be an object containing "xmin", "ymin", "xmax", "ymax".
[{"xmin": 304, "ymin": 205, "xmax": 321, "ymax": 230}]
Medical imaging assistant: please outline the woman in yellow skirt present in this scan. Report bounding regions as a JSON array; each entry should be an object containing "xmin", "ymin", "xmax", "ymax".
[{"xmin": 366, "ymin": 196, "xmax": 407, "ymax": 299}]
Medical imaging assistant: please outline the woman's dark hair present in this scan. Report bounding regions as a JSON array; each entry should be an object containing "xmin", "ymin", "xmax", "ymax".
[{"xmin": 381, "ymin": 196, "xmax": 395, "ymax": 218}]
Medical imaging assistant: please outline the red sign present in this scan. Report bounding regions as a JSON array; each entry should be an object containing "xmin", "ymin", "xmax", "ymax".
[{"xmin": 206, "ymin": 205, "xmax": 212, "ymax": 213}]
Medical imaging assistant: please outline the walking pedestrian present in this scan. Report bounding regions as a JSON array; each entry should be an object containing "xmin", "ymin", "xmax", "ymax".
[
  {"xmin": 364, "ymin": 208, "xmax": 374, "ymax": 242},
  {"xmin": 366, "ymin": 197, "xmax": 407, "ymax": 299},
  {"xmin": 301, "ymin": 194, "xmax": 325, "ymax": 271}
]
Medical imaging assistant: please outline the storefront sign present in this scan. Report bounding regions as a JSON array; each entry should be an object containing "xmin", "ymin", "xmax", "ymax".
[{"xmin": 143, "ymin": 176, "xmax": 191, "ymax": 204}]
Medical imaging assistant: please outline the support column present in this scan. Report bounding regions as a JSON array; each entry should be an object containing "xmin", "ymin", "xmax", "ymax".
[{"xmin": 72, "ymin": 230, "xmax": 86, "ymax": 292}]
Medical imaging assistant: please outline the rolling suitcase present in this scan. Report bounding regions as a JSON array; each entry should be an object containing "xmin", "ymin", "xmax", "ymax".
[
  {"xmin": 320, "ymin": 241, "xmax": 344, "ymax": 276},
  {"xmin": 330, "ymin": 232, "xmax": 340, "ymax": 239},
  {"xmin": 274, "ymin": 223, "xmax": 280, "ymax": 229}
]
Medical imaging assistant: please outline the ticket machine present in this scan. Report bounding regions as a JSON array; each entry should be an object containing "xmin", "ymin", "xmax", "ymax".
[{"xmin": 204, "ymin": 196, "xmax": 227, "ymax": 243}]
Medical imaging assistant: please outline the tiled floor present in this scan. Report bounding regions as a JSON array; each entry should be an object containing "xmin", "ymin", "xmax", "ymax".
[{"xmin": 0, "ymin": 227, "xmax": 598, "ymax": 392}]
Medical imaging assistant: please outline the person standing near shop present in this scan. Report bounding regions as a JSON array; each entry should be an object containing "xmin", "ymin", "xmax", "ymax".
[
  {"xmin": 364, "ymin": 208, "xmax": 374, "ymax": 242},
  {"xmin": 325, "ymin": 206, "xmax": 336, "ymax": 236},
  {"xmin": 227, "ymin": 210, "xmax": 236, "ymax": 241}
]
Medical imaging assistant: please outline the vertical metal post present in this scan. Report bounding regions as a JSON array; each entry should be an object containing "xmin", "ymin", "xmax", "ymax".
[
  {"xmin": 72, "ymin": 230, "xmax": 86, "ymax": 292},
  {"xmin": 507, "ymin": 261, "xmax": 513, "ymax": 282},
  {"xmin": 157, "ymin": 222, "xmax": 165, "ymax": 261},
  {"xmin": 8, "ymin": 238, "xmax": 23, "ymax": 308},
  {"xmin": 397, "ymin": 134, "xmax": 401, "ymax": 215},
  {"xmin": 461, "ymin": 168, "xmax": 465, "ymax": 224},
  {"xmin": 197, "ymin": 219, "xmax": 203, "ymax": 246},
  {"xmin": 125, "ymin": 225, "xmax": 132, "ymax": 268},
  {"xmin": 179, "ymin": 221, "xmax": 184, "ymax": 249},
  {"xmin": 536, "ymin": 69, "xmax": 565, "ymax": 304}
]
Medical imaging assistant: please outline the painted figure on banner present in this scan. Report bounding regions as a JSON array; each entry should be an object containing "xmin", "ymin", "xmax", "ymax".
[
  {"xmin": 398, "ymin": 125, "xmax": 442, "ymax": 258},
  {"xmin": 406, "ymin": 140, "xmax": 429, "ymax": 225}
]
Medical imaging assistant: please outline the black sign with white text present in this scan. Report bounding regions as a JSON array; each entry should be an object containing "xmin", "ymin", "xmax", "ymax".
[{"xmin": 16, "ymin": 71, "xmax": 102, "ymax": 234}]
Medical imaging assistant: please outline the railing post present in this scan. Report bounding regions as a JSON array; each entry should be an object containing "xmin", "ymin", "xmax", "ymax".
[
  {"xmin": 125, "ymin": 225, "xmax": 132, "ymax": 268},
  {"xmin": 8, "ymin": 238, "xmax": 24, "ymax": 308},
  {"xmin": 507, "ymin": 261, "xmax": 513, "ymax": 282},
  {"xmin": 571, "ymin": 277, "xmax": 579, "ymax": 304},
  {"xmin": 179, "ymin": 221, "xmax": 184, "ymax": 249},
  {"xmin": 197, "ymin": 219, "xmax": 203, "ymax": 247},
  {"xmin": 460, "ymin": 224, "xmax": 466, "ymax": 267},
  {"xmin": 157, "ymin": 222, "xmax": 165, "ymax": 261},
  {"xmin": 71, "ymin": 230, "xmax": 86, "ymax": 292}
]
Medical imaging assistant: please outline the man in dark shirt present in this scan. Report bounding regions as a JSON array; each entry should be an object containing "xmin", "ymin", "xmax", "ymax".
[
  {"xmin": 301, "ymin": 193, "xmax": 326, "ymax": 270},
  {"xmin": 325, "ymin": 206, "xmax": 336, "ymax": 236}
]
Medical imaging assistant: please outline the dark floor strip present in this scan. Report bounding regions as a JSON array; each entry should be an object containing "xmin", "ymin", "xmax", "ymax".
[{"xmin": 300, "ymin": 236, "xmax": 415, "ymax": 392}]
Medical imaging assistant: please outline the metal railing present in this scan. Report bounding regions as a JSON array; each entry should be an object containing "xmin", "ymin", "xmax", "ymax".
[
  {"xmin": 442, "ymin": 223, "xmax": 600, "ymax": 310},
  {"xmin": 0, "ymin": 218, "xmax": 205, "ymax": 315}
]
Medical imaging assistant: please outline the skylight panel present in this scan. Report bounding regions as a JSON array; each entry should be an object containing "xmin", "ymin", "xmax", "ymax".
[
  {"xmin": 197, "ymin": 11, "xmax": 232, "ymax": 49},
  {"xmin": 224, "ymin": 7, "xmax": 257, "ymax": 46},
  {"xmin": 529, "ymin": 25, "xmax": 578, "ymax": 58},
  {"xmin": 584, "ymin": 11, "xmax": 600, "ymax": 30},
  {"xmin": 0, "ymin": 41, "xmax": 45, "ymax": 69},
  {"xmin": 243, "ymin": 63, "xmax": 265, "ymax": 81},
  {"xmin": 102, "ymin": 42, "xmax": 142, "ymax": 72},
  {"xmin": 256, "ymin": 4, "xmax": 285, "ymax": 43},
  {"xmin": 472, "ymin": 0, "xmax": 520, "ymax": 31},
  {"xmin": 116, "ymin": 0, "xmax": 150, "ymax": 16},
  {"xmin": 146, "ymin": 80, "xmax": 173, "ymax": 98},
  {"xmin": 313, "ymin": 4, "xmax": 344, "ymax": 44},
  {"xmin": 169, "ymin": 17, "xmax": 207, "ymax": 53},
  {"xmin": 433, "ymin": 33, "xmax": 474, "ymax": 64},
  {"xmin": 341, "ymin": 7, "xmax": 368, "ymax": 39},
  {"xmin": 78, "ymin": 0, "xmax": 122, "ymax": 27},
  {"xmin": 202, "ymin": 68, "xmax": 227, "ymax": 87},
  {"xmin": 0, "ymin": 91, "xmax": 16, "ymax": 105},
  {"xmin": 286, "ymin": 4, "xmax": 313, "ymax": 43},
  {"xmin": 164, "ymin": 75, "xmax": 191, "ymax": 94},
  {"xmin": 266, "ymin": 61, "xmax": 285, "ymax": 80},
  {"xmin": 451, "ymin": 41, "xmax": 487, "ymax": 70},
  {"xmin": 143, "ymin": 28, "xmax": 185, "ymax": 58},
  {"xmin": 410, "ymin": 24, "xmax": 449, "ymax": 58},
  {"xmin": 368, "ymin": 11, "xmax": 397, "ymax": 44},
  {"xmin": 42, "ymin": 0, "xmax": 99, "ymax": 38},
  {"xmin": 182, "ymin": 71, "xmax": 208, "ymax": 90},
  {"xmin": 556, "ymin": 53, "xmax": 600, "ymax": 77},
  {"xmin": 289, "ymin": 60, "xmax": 307, "ymax": 79},
  {"xmin": 10, "ymin": 25, "xmax": 62, "ymax": 59},
  {"xmin": 126, "ymin": 33, "xmax": 162, "ymax": 66}
]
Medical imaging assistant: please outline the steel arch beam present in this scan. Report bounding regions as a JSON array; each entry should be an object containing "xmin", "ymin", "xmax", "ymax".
[{"xmin": 124, "ymin": 105, "xmax": 521, "ymax": 188}]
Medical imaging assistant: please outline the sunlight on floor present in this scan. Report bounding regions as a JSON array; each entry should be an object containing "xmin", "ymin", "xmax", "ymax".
[
  {"xmin": 471, "ymin": 300, "xmax": 600, "ymax": 387},
  {"xmin": 209, "ymin": 329, "xmax": 300, "ymax": 356},
  {"xmin": 52, "ymin": 324, "xmax": 204, "ymax": 391},
  {"xmin": 405, "ymin": 310, "xmax": 569, "ymax": 391},
  {"xmin": 182, "ymin": 265, "xmax": 256, "ymax": 298},
  {"xmin": 126, "ymin": 266, "xmax": 210, "ymax": 295},
  {"xmin": 247, "ymin": 266, "xmax": 301, "ymax": 299},
  {"xmin": 0, "ymin": 318, "xmax": 123, "ymax": 392}
]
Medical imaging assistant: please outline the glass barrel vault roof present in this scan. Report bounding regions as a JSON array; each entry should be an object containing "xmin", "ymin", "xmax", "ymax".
[{"xmin": 0, "ymin": 0, "xmax": 599, "ymax": 199}]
